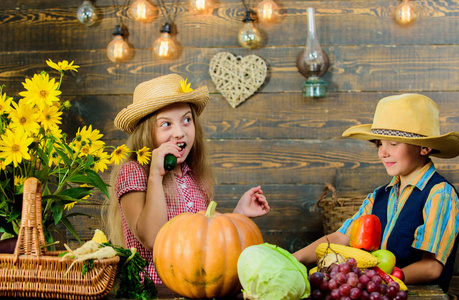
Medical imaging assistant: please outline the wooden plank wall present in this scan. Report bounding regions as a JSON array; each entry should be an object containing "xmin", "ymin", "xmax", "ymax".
[{"xmin": 1, "ymin": 0, "xmax": 459, "ymax": 280}]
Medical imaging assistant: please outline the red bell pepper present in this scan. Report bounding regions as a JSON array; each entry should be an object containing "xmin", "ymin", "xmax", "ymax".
[{"xmin": 349, "ymin": 215, "xmax": 382, "ymax": 251}]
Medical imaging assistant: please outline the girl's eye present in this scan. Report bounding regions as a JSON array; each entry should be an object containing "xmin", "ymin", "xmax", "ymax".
[
  {"xmin": 160, "ymin": 121, "xmax": 170, "ymax": 128},
  {"xmin": 183, "ymin": 116, "xmax": 192, "ymax": 124}
]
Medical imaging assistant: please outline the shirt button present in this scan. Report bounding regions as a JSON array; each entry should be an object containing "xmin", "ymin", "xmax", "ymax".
[
  {"xmin": 187, "ymin": 202, "xmax": 193, "ymax": 208},
  {"xmin": 181, "ymin": 183, "xmax": 186, "ymax": 189}
]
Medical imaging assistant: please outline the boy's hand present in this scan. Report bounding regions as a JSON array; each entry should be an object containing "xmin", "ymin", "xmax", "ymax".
[{"xmin": 233, "ymin": 186, "xmax": 270, "ymax": 218}]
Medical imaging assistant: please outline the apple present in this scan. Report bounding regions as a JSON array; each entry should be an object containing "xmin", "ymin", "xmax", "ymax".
[
  {"xmin": 371, "ymin": 249, "xmax": 396, "ymax": 274},
  {"xmin": 391, "ymin": 266, "xmax": 405, "ymax": 282}
]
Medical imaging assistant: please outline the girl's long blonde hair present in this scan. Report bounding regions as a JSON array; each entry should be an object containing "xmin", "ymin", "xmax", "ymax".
[{"xmin": 102, "ymin": 104, "xmax": 213, "ymax": 246}]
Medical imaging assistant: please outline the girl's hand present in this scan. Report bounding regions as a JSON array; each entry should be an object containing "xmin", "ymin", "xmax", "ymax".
[
  {"xmin": 233, "ymin": 186, "xmax": 270, "ymax": 218},
  {"xmin": 150, "ymin": 142, "xmax": 181, "ymax": 177}
]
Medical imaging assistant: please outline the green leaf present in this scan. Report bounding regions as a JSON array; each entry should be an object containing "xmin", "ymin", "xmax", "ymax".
[
  {"xmin": 85, "ymin": 155, "xmax": 94, "ymax": 169},
  {"xmin": 35, "ymin": 168, "xmax": 50, "ymax": 185},
  {"xmin": 60, "ymin": 186, "xmax": 93, "ymax": 199},
  {"xmin": 85, "ymin": 169, "xmax": 109, "ymax": 198},
  {"xmin": 51, "ymin": 200, "xmax": 63, "ymax": 225},
  {"xmin": 7, "ymin": 209, "xmax": 21, "ymax": 223},
  {"xmin": 60, "ymin": 216, "xmax": 82, "ymax": 243},
  {"xmin": 54, "ymin": 147, "xmax": 72, "ymax": 167},
  {"xmin": 67, "ymin": 174, "xmax": 93, "ymax": 184},
  {"xmin": 43, "ymin": 194, "xmax": 79, "ymax": 203}
]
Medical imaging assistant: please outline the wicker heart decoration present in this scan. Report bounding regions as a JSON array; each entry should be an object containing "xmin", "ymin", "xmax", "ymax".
[{"xmin": 209, "ymin": 52, "xmax": 267, "ymax": 108}]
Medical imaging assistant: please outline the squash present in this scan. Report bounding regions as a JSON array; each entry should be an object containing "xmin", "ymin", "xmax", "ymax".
[{"xmin": 153, "ymin": 201, "xmax": 264, "ymax": 298}]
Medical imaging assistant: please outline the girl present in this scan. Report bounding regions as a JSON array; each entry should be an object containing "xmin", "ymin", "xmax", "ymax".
[
  {"xmin": 104, "ymin": 74, "xmax": 270, "ymax": 283},
  {"xmin": 293, "ymin": 94, "xmax": 459, "ymax": 292}
]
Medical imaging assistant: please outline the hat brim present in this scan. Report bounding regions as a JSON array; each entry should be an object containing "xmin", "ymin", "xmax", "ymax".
[
  {"xmin": 114, "ymin": 85, "xmax": 209, "ymax": 134},
  {"xmin": 343, "ymin": 124, "xmax": 459, "ymax": 158}
]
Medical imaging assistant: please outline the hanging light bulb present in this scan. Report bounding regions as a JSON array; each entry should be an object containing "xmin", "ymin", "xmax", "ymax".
[
  {"xmin": 256, "ymin": 0, "xmax": 280, "ymax": 23},
  {"xmin": 107, "ymin": 25, "xmax": 133, "ymax": 63},
  {"xmin": 190, "ymin": 0, "xmax": 212, "ymax": 14},
  {"xmin": 76, "ymin": 0, "xmax": 98, "ymax": 26},
  {"xmin": 297, "ymin": 7, "xmax": 329, "ymax": 98},
  {"xmin": 153, "ymin": 23, "xmax": 178, "ymax": 58},
  {"xmin": 395, "ymin": 0, "xmax": 418, "ymax": 25},
  {"xmin": 129, "ymin": 0, "xmax": 157, "ymax": 23},
  {"xmin": 238, "ymin": 10, "xmax": 262, "ymax": 49}
]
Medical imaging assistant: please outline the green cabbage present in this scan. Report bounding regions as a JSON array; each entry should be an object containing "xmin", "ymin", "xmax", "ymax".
[{"xmin": 237, "ymin": 243, "xmax": 311, "ymax": 300}]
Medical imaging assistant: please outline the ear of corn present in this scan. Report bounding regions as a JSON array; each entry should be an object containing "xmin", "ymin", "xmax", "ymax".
[
  {"xmin": 315, "ymin": 242, "xmax": 380, "ymax": 269},
  {"xmin": 389, "ymin": 274, "xmax": 408, "ymax": 291},
  {"xmin": 309, "ymin": 266, "xmax": 319, "ymax": 276}
]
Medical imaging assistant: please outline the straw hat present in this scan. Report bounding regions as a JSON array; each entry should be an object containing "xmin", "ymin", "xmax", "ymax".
[
  {"xmin": 114, "ymin": 74, "xmax": 209, "ymax": 134},
  {"xmin": 342, "ymin": 93, "xmax": 459, "ymax": 158}
]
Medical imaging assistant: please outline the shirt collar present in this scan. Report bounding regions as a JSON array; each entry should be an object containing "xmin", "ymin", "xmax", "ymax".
[
  {"xmin": 180, "ymin": 162, "xmax": 192, "ymax": 176},
  {"xmin": 385, "ymin": 160, "xmax": 435, "ymax": 191}
]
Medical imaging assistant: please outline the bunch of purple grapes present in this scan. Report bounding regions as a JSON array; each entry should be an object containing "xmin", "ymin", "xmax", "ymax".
[{"xmin": 308, "ymin": 257, "xmax": 408, "ymax": 300}]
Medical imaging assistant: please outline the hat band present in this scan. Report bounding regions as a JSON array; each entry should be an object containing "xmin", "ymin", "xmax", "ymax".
[{"xmin": 370, "ymin": 129, "xmax": 426, "ymax": 138}]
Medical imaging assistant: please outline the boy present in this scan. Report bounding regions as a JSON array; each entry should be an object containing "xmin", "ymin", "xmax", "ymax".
[{"xmin": 293, "ymin": 94, "xmax": 459, "ymax": 292}]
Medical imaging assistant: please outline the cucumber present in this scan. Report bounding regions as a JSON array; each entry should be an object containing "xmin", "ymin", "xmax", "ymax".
[{"xmin": 164, "ymin": 154, "xmax": 177, "ymax": 171}]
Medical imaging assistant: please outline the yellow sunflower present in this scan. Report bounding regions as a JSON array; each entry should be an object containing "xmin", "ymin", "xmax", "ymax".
[
  {"xmin": 46, "ymin": 59, "xmax": 80, "ymax": 72},
  {"xmin": 92, "ymin": 149, "xmax": 110, "ymax": 173},
  {"xmin": 136, "ymin": 146, "xmax": 151, "ymax": 166},
  {"xmin": 38, "ymin": 104, "xmax": 62, "ymax": 131},
  {"xmin": 110, "ymin": 144, "xmax": 130, "ymax": 165},
  {"xmin": 0, "ymin": 159, "xmax": 6, "ymax": 170},
  {"xmin": 179, "ymin": 79, "xmax": 193, "ymax": 93},
  {"xmin": 73, "ymin": 125, "xmax": 104, "ymax": 150},
  {"xmin": 48, "ymin": 147, "xmax": 61, "ymax": 167},
  {"xmin": 0, "ymin": 129, "xmax": 33, "ymax": 167},
  {"xmin": 0, "ymin": 93, "xmax": 13, "ymax": 115},
  {"xmin": 44, "ymin": 125, "xmax": 63, "ymax": 140},
  {"xmin": 14, "ymin": 175, "xmax": 27, "ymax": 186},
  {"xmin": 64, "ymin": 201, "xmax": 77, "ymax": 211},
  {"xmin": 19, "ymin": 73, "xmax": 61, "ymax": 109},
  {"xmin": 9, "ymin": 98, "xmax": 40, "ymax": 135}
]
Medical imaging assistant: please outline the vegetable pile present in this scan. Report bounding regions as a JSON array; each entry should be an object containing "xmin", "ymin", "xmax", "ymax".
[
  {"xmin": 237, "ymin": 243, "xmax": 311, "ymax": 300},
  {"xmin": 62, "ymin": 230, "xmax": 156, "ymax": 300},
  {"xmin": 308, "ymin": 215, "xmax": 408, "ymax": 299}
]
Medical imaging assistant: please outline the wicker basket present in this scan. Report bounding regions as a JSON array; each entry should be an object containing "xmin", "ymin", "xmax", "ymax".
[
  {"xmin": 316, "ymin": 183, "xmax": 365, "ymax": 235},
  {"xmin": 0, "ymin": 177, "xmax": 119, "ymax": 299}
]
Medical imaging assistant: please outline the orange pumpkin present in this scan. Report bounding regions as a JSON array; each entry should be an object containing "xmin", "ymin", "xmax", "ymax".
[{"xmin": 153, "ymin": 201, "xmax": 264, "ymax": 298}]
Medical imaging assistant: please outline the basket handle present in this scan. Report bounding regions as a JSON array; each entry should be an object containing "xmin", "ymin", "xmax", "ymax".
[
  {"xmin": 13, "ymin": 177, "xmax": 46, "ymax": 263},
  {"xmin": 317, "ymin": 182, "xmax": 338, "ymax": 206}
]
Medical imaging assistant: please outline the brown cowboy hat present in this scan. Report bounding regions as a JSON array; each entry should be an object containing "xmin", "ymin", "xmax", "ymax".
[
  {"xmin": 342, "ymin": 93, "xmax": 459, "ymax": 158},
  {"xmin": 114, "ymin": 74, "xmax": 209, "ymax": 134}
]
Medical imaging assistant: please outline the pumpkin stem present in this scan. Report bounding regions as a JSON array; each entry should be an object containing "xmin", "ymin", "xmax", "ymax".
[{"xmin": 205, "ymin": 201, "xmax": 217, "ymax": 218}]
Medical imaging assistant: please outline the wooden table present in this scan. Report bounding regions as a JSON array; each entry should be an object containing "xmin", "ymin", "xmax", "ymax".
[
  {"xmin": 0, "ymin": 284, "xmax": 449, "ymax": 299},
  {"xmin": 146, "ymin": 284, "xmax": 449, "ymax": 299}
]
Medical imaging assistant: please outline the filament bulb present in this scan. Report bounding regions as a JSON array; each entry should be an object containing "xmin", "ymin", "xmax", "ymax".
[
  {"xmin": 77, "ymin": 0, "xmax": 97, "ymax": 26},
  {"xmin": 130, "ymin": 0, "xmax": 157, "ymax": 23},
  {"xmin": 256, "ymin": 0, "xmax": 280, "ymax": 23},
  {"xmin": 153, "ymin": 24, "xmax": 177, "ymax": 58},
  {"xmin": 395, "ymin": 0, "xmax": 418, "ymax": 25},
  {"xmin": 238, "ymin": 11, "xmax": 262, "ymax": 49}
]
